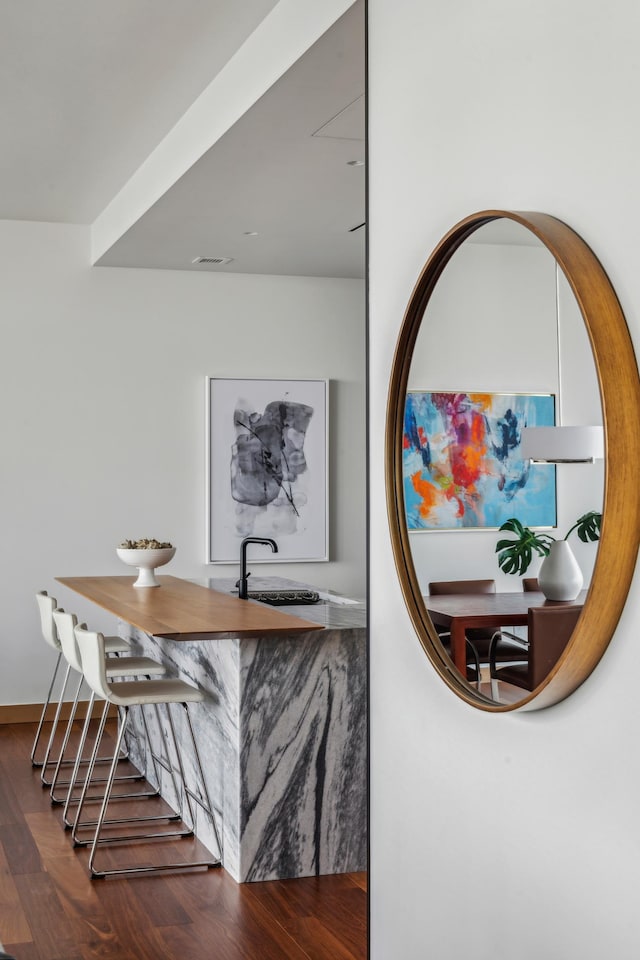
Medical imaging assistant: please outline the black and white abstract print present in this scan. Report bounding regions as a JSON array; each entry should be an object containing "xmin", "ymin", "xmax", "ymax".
[
  {"xmin": 208, "ymin": 379, "xmax": 328, "ymax": 562},
  {"xmin": 231, "ymin": 398, "xmax": 314, "ymax": 536}
]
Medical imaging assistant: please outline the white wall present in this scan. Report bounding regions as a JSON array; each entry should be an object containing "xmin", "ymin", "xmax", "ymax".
[
  {"xmin": 369, "ymin": 1, "xmax": 640, "ymax": 957},
  {"xmin": 0, "ymin": 219, "xmax": 365, "ymax": 705}
]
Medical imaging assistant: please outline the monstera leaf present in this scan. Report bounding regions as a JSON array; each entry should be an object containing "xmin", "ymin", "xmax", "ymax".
[
  {"xmin": 495, "ymin": 518, "xmax": 555, "ymax": 576},
  {"xmin": 565, "ymin": 510, "xmax": 602, "ymax": 543}
]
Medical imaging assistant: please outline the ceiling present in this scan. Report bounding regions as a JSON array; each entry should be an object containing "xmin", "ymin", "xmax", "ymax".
[{"xmin": 0, "ymin": 0, "xmax": 365, "ymax": 279}]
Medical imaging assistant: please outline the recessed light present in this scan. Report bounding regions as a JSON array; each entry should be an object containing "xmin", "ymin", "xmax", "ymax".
[
  {"xmin": 347, "ymin": 159, "xmax": 365, "ymax": 167},
  {"xmin": 243, "ymin": 231, "xmax": 259, "ymax": 236},
  {"xmin": 191, "ymin": 256, "xmax": 234, "ymax": 265}
]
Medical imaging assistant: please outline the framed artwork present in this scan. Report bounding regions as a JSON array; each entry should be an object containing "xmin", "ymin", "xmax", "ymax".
[
  {"xmin": 206, "ymin": 378, "xmax": 329, "ymax": 563},
  {"xmin": 403, "ymin": 391, "xmax": 557, "ymax": 531}
]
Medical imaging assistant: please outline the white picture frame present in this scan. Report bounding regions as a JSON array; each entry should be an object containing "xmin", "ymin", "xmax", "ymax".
[{"xmin": 206, "ymin": 377, "xmax": 329, "ymax": 563}]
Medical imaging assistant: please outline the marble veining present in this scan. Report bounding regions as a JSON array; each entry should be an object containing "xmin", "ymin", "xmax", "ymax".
[{"xmin": 121, "ymin": 577, "xmax": 366, "ymax": 882}]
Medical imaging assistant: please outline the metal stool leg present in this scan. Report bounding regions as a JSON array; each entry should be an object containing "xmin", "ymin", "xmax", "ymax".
[
  {"xmin": 48, "ymin": 673, "xmax": 84, "ymax": 799},
  {"xmin": 125, "ymin": 684, "xmax": 173, "ymax": 797},
  {"xmin": 43, "ymin": 670, "xmax": 130, "ymax": 790},
  {"xmin": 30, "ymin": 652, "xmax": 64, "ymax": 767},
  {"xmin": 87, "ymin": 704, "xmax": 219, "ymax": 879},
  {"xmin": 183, "ymin": 703, "xmax": 222, "ymax": 859},
  {"xmin": 39, "ymin": 661, "xmax": 73, "ymax": 785},
  {"xmin": 55, "ymin": 693, "xmax": 147, "ymax": 813},
  {"xmin": 67, "ymin": 682, "xmax": 173, "ymax": 821},
  {"xmin": 71, "ymin": 699, "xmax": 112, "ymax": 843},
  {"xmin": 63, "ymin": 691, "xmax": 99, "ymax": 827},
  {"xmin": 164, "ymin": 701, "xmax": 222, "ymax": 858},
  {"xmin": 147, "ymin": 701, "xmax": 183, "ymax": 809},
  {"xmin": 71, "ymin": 701, "xmax": 182, "ymax": 847}
]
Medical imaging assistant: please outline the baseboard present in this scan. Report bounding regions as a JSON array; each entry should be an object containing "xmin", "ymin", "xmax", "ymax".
[{"xmin": 0, "ymin": 702, "xmax": 117, "ymax": 724}]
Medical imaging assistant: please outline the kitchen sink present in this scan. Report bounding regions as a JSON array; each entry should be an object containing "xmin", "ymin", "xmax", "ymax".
[{"xmin": 246, "ymin": 590, "xmax": 320, "ymax": 606}]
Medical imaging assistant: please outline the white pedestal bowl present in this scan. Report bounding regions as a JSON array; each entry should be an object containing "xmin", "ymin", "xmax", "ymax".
[{"xmin": 116, "ymin": 547, "xmax": 176, "ymax": 588}]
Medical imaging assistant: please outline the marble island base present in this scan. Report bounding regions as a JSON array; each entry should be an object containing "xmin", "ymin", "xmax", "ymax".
[{"xmin": 120, "ymin": 578, "xmax": 366, "ymax": 883}]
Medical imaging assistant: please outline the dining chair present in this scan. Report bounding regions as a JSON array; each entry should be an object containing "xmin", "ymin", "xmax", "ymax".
[
  {"xmin": 428, "ymin": 580, "xmax": 494, "ymax": 684},
  {"xmin": 494, "ymin": 577, "xmax": 538, "ymax": 647},
  {"xmin": 489, "ymin": 604, "xmax": 582, "ymax": 698},
  {"xmin": 428, "ymin": 580, "xmax": 528, "ymax": 682}
]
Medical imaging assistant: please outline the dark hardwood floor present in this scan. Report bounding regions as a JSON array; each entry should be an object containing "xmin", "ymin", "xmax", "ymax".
[{"xmin": 0, "ymin": 722, "xmax": 367, "ymax": 960}]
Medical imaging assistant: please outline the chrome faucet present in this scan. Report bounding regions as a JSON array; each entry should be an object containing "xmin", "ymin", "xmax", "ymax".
[{"xmin": 236, "ymin": 536, "xmax": 278, "ymax": 599}]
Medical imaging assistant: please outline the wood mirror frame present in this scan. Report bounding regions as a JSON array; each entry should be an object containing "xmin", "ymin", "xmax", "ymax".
[{"xmin": 386, "ymin": 210, "xmax": 640, "ymax": 711}]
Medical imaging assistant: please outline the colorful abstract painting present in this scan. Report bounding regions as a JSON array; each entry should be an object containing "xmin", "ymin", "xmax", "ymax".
[
  {"xmin": 207, "ymin": 378, "xmax": 328, "ymax": 562},
  {"xmin": 403, "ymin": 391, "xmax": 556, "ymax": 530}
]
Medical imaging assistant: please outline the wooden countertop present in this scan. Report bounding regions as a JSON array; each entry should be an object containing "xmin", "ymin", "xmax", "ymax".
[{"xmin": 56, "ymin": 575, "xmax": 325, "ymax": 641}]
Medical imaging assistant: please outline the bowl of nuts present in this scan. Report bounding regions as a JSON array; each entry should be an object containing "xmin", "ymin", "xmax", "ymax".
[{"xmin": 116, "ymin": 539, "xmax": 176, "ymax": 588}]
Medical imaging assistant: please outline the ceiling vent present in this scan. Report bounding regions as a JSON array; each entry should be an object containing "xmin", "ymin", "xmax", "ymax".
[{"xmin": 191, "ymin": 256, "xmax": 234, "ymax": 265}]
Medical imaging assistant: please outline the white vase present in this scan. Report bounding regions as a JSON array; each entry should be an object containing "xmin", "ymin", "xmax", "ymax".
[{"xmin": 538, "ymin": 540, "xmax": 583, "ymax": 601}]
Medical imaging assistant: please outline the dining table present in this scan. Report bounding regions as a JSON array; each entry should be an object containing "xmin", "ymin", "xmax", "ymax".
[{"xmin": 423, "ymin": 589, "xmax": 587, "ymax": 676}]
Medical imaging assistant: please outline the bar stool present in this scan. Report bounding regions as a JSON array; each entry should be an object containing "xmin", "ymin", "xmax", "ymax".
[
  {"xmin": 33, "ymin": 591, "xmax": 130, "ymax": 777},
  {"xmin": 73, "ymin": 624, "xmax": 222, "ymax": 878},
  {"xmin": 51, "ymin": 609, "xmax": 167, "ymax": 810}
]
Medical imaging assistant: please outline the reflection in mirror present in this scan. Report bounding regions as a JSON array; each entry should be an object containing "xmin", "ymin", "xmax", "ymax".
[{"xmin": 404, "ymin": 219, "xmax": 603, "ymax": 705}]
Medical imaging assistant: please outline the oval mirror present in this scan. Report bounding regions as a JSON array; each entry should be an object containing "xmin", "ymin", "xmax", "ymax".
[{"xmin": 386, "ymin": 210, "xmax": 640, "ymax": 711}]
